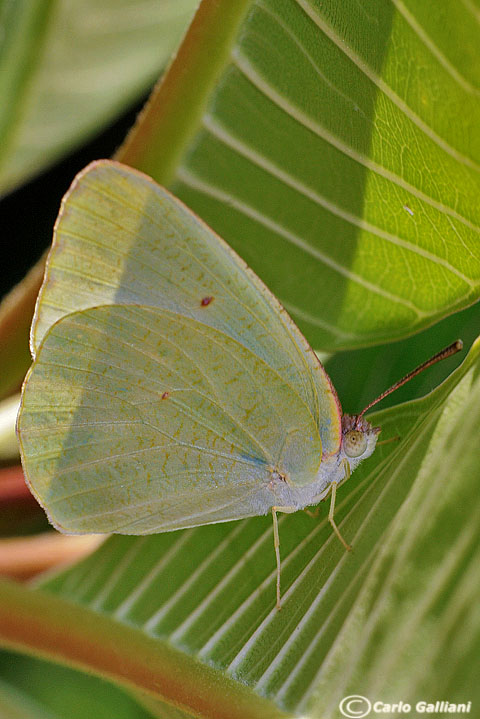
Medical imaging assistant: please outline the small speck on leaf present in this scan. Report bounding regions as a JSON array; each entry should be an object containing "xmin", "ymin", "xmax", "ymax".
[
  {"xmin": 161, "ymin": 392, "xmax": 170, "ymax": 400},
  {"xmin": 201, "ymin": 296, "xmax": 214, "ymax": 307}
]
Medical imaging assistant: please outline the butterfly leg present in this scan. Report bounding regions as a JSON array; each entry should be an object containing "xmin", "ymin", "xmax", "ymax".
[
  {"xmin": 304, "ymin": 505, "xmax": 322, "ymax": 518},
  {"xmin": 328, "ymin": 459, "xmax": 352, "ymax": 552},
  {"xmin": 271, "ymin": 505, "xmax": 296, "ymax": 611}
]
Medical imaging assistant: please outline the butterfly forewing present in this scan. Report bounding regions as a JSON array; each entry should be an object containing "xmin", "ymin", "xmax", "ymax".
[{"xmin": 32, "ymin": 161, "xmax": 341, "ymax": 456}]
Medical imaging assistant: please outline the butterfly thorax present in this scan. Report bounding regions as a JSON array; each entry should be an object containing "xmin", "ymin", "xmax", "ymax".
[{"xmin": 266, "ymin": 414, "xmax": 380, "ymax": 512}]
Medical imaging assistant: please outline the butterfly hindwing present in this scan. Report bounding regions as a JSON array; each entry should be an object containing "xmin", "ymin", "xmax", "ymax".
[{"xmin": 19, "ymin": 304, "xmax": 323, "ymax": 534}]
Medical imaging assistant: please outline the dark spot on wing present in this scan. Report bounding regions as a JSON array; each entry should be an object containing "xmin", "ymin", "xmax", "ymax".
[{"xmin": 201, "ymin": 296, "xmax": 214, "ymax": 307}]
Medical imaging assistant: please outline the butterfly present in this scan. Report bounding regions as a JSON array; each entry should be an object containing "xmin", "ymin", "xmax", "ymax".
[{"xmin": 17, "ymin": 160, "xmax": 462, "ymax": 609}]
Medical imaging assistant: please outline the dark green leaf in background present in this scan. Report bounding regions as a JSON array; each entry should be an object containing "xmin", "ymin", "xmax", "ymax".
[{"xmin": 0, "ymin": 0, "xmax": 198, "ymax": 195}]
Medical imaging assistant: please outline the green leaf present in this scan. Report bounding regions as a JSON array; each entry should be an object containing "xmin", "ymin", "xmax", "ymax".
[
  {"xmin": 0, "ymin": 576, "xmax": 283, "ymax": 719},
  {"xmin": 0, "ymin": 675, "xmax": 57, "ymax": 719},
  {"xmin": 325, "ymin": 298, "xmax": 480, "ymax": 415},
  {"xmin": 118, "ymin": 0, "xmax": 480, "ymax": 349},
  {"xmin": 3, "ymin": 338, "xmax": 479, "ymax": 717},
  {"xmin": 0, "ymin": 653, "xmax": 155, "ymax": 719},
  {"xmin": 0, "ymin": 0, "xmax": 197, "ymax": 194}
]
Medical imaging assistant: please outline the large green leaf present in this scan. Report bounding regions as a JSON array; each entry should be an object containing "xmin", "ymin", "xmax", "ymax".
[
  {"xmin": 0, "ymin": 0, "xmax": 197, "ymax": 195},
  {"xmin": 2, "ymin": 338, "xmax": 479, "ymax": 718},
  {"xmin": 118, "ymin": 0, "xmax": 480, "ymax": 349}
]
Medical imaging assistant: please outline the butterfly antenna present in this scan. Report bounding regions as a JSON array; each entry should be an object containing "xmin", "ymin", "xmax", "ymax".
[{"xmin": 359, "ymin": 340, "xmax": 463, "ymax": 418}]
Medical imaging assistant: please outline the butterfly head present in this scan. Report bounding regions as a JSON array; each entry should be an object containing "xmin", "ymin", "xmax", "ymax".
[
  {"xmin": 341, "ymin": 414, "xmax": 380, "ymax": 463},
  {"xmin": 339, "ymin": 341, "xmax": 464, "ymax": 467}
]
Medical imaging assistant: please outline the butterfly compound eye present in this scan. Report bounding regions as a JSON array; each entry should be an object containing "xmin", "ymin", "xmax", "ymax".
[{"xmin": 344, "ymin": 430, "xmax": 368, "ymax": 458}]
